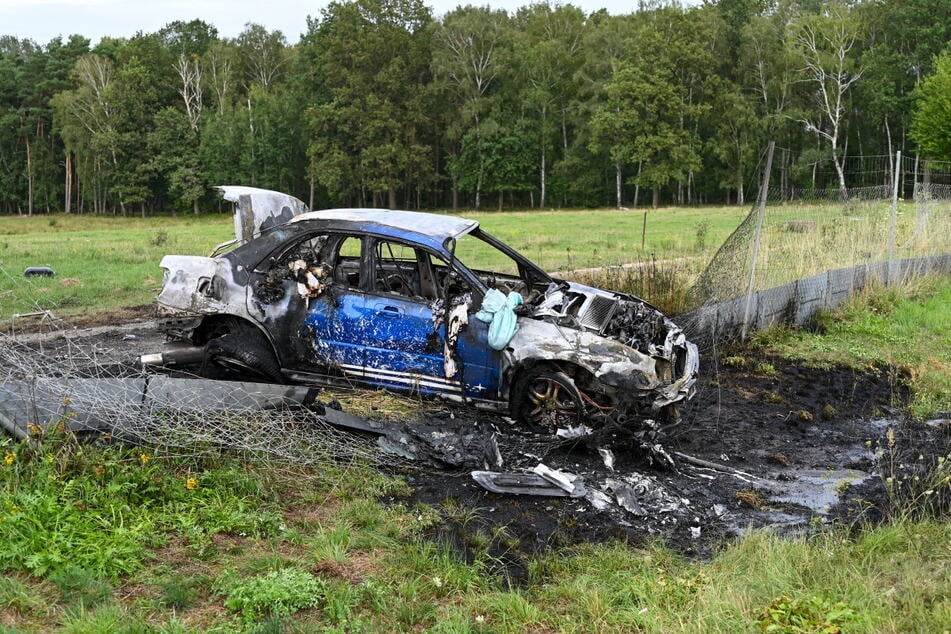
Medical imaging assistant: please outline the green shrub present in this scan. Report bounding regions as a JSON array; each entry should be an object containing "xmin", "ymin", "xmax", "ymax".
[{"xmin": 757, "ymin": 595, "xmax": 857, "ymax": 633}]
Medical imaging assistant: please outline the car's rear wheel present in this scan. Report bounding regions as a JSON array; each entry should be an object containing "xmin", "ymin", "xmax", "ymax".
[
  {"xmin": 512, "ymin": 369, "xmax": 585, "ymax": 433},
  {"xmin": 201, "ymin": 331, "xmax": 284, "ymax": 383}
]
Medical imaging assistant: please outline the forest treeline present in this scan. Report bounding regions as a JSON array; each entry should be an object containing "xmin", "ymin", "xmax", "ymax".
[{"xmin": 1, "ymin": 0, "xmax": 949, "ymax": 216}]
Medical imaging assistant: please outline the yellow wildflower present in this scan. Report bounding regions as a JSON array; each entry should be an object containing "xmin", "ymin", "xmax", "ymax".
[
  {"xmin": 185, "ymin": 477, "xmax": 198, "ymax": 490},
  {"xmin": 27, "ymin": 424, "xmax": 43, "ymax": 435},
  {"xmin": 139, "ymin": 453, "xmax": 150, "ymax": 465},
  {"xmin": 61, "ymin": 397, "xmax": 72, "ymax": 404},
  {"xmin": 68, "ymin": 412, "xmax": 77, "ymax": 418},
  {"xmin": 3, "ymin": 452, "xmax": 14, "ymax": 466}
]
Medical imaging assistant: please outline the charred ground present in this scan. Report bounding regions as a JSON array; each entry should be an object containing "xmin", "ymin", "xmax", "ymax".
[{"xmin": 15, "ymin": 319, "xmax": 948, "ymax": 585}]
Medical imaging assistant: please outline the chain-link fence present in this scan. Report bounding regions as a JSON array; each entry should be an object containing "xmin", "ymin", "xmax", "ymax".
[{"xmin": 684, "ymin": 146, "xmax": 951, "ymax": 341}]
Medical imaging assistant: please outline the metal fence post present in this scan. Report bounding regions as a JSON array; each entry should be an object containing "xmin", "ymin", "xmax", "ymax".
[
  {"xmin": 741, "ymin": 141, "xmax": 775, "ymax": 340},
  {"xmin": 887, "ymin": 150, "xmax": 901, "ymax": 286}
]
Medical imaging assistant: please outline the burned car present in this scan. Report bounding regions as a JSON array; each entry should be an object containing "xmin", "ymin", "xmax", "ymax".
[{"xmin": 146, "ymin": 187, "xmax": 698, "ymax": 433}]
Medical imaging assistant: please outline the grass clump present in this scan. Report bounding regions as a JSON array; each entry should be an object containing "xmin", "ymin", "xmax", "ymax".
[{"xmin": 218, "ymin": 568, "xmax": 326, "ymax": 622}]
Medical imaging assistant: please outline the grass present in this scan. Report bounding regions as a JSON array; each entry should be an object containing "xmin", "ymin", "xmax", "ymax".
[
  {"xmin": 753, "ymin": 275, "xmax": 951, "ymax": 419},
  {"xmin": 0, "ymin": 209, "xmax": 949, "ymax": 632},
  {"xmin": 0, "ymin": 206, "xmax": 747, "ymax": 319},
  {"xmin": 1, "ymin": 427, "xmax": 948, "ymax": 631}
]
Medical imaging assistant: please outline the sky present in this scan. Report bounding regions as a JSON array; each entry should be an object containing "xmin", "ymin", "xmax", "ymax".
[{"xmin": 0, "ymin": 0, "xmax": 700, "ymax": 46}]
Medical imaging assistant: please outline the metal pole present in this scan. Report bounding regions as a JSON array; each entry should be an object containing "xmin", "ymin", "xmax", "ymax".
[
  {"xmin": 887, "ymin": 150, "xmax": 901, "ymax": 286},
  {"xmin": 741, "ymin": 141, "xmax": 775, "ymax": 341}
]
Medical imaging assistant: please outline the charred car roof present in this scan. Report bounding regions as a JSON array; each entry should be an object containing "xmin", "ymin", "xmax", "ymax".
[{"xmin": 289, "ymin": 209, "xmax": 479, "ymax": 250}]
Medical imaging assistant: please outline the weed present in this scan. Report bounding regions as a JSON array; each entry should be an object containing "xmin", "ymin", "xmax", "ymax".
[
  {"xmin": 694, "ymin": 219, "xmax": 711, "ymax": 252},
  {"xmin": 736, "ymin": 489, "xmax": 766, "ymax": 509},
  {"xmin": 754, "ymin": 361, "xmax": 777, "ymax": 375},
  {"xmin": 51, "ymin": 567, "xmax": 114, "ymax": 608},
  {"xmin": 155, "ymin": 575, "xmax": 199, "ymax": 609},
  {"xmin": 0, "ymin": 575, "xmax": 45, "ymax": 615},
  {"xmin": 878, "ymin": 426, "xmax": 951, "ymax": 519},
  {"xmin": 757, "ymin": 595, "xmax": 857, "ymax": 633},
  {"xmin": 150, "ymin": 229, "xmax": 169, "ymax": 247},
  {"xmin": 322, "ymin": 581, "xmax": 360, "ymax": 625},
  {"xmin": 762, "ymin": 391, "xmax": 785, "ymax": 404},
  {"xmin": 311, "ymin": 524, "xmax": 352, "ymax": 565},
  {"xmin": 821, "ymin": 404, "xmax": 838, "ymax": 420},
  {"xmin": 59, "ymin": 603, "xmax": 150, "ymax": 634},
  {"xmin": 796, "ymin": 410, "xmax": 815, "ymax": 422},
  {"xmin": 218, "ymin": 568, "xmax": 326, "ymax": 622},
  {"xmin": 722, "ymin": 355, "xmax": 750, "ymax": 369}
]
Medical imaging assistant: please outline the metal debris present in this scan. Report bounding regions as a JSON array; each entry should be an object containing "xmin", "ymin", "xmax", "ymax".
[{"xmin": 471, "ymin": 468, "xmax": 587, "ymax": 498}]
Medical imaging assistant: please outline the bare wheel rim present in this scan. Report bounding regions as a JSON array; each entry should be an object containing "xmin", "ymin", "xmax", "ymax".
[{"xmin": 523, "ymin": 372, "xmax": 583, "ymax": 430}]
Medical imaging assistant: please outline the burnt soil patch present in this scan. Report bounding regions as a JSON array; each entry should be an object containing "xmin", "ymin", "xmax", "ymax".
[
  {"xmin": 398, "ymin": 350, "xmax": 948, "ymax": 585},
  {"xmin": 8, "ymin": 324, "xmax": 949, "ymax": 587}
]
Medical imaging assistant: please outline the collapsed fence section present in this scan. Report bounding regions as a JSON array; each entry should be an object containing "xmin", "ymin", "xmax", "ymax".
[{"xmin": 684, "ymin": 148, "xmax": 951, "ymax": 342}]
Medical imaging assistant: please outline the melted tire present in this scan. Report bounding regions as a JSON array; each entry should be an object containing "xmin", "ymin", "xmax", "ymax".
[{"xmin": 201, "ymin": 333, "xmax": 284, "ymax": 384}]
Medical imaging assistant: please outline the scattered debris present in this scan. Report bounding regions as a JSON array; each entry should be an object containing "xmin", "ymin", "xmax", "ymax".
[{"xmin": 471, "ymin": 469, "xmax": 587, "ymax": 498}]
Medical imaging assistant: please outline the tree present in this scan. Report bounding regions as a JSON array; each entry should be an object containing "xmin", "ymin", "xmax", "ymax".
[
  {"xmin": 513, "ymin": 3, "xmax": 585, "ymax": 208},
  {"xmin": 51, "ymin": 53, "xmax": 119, "ymax": 213},
  {"xmin": 236, "ymin": 23, "xmax": 288, "ymax": 91},
  {"xmin": 432, "ymin": 5, "xmax": 512, "ymax": 209},
  {"xmin": 911, "ymin": 49, "xmax": 951, "ymax": 161},
  {"xmin": 148, "ymin": 107, "xmax": 204, "ymax": 213},
  {"xmin": 306, "ymin": 0, "xmax": 434, "ymax": 209},
  {"xmin": 589, "ymin": 5, "xmax": 711, "ymax": 208},
  {"xmin": 790, "ymin": 1, "xmax": 863, "ymax": 198}
]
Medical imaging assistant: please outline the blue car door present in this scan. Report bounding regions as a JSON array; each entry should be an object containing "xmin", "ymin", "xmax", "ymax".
[
  {"xmin": 359, "ymin": 240, "xmax": 501, "ymax": 399},
  {"xmin": 301, "ymin": 235, "xmax": 369, "ymax": 376}
]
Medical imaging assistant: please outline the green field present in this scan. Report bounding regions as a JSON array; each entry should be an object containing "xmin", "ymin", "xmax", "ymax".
[
  {"xmin": 1, "ymin": 279, "xmax": 949, "ymax": 632},
  {"xmin": 0, "ymin": 206, "xmax": 747, "ymax": 319}
]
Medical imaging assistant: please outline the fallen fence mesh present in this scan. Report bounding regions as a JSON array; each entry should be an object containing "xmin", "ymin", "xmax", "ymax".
[{"xmin": 0, "ymin": 284, "xmax": 389, "ymax": 467}]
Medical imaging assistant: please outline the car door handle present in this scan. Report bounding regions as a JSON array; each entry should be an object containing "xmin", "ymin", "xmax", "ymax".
[{"xmin": 377, "ymin": 305, "xmax": 402, "ymax": 318}]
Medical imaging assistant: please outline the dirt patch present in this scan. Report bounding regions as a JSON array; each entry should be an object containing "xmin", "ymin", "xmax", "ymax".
[{"xmin": 3, "ymin": 304, "xmax": 155, "ymax": 334}]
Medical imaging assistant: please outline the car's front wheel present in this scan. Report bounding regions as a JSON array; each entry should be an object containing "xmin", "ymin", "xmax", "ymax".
[{"xmin": 512, "ymin": 368, "xmax": 585, "ymax": 433}]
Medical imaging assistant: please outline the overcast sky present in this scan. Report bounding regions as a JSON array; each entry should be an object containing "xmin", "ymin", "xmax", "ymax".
[{"xmin": 0, "ymin": 0, "xmax": 701, "ymax": 45}]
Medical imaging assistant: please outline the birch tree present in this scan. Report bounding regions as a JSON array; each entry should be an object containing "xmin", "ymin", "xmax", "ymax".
[{"xmin": 791, "ymin": 1, "xmax": 863, "ymax": 198}]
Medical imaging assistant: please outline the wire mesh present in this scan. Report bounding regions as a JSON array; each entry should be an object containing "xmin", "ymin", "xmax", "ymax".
[
  {"xmin": 0, "ymin": 279, "xmax": 388, "ymax": 467},
  {"xmin": 686, "ymin": 151, "xmax": 951, "ymax": 340}
]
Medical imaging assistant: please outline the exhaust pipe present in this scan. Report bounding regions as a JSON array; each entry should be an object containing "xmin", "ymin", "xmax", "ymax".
[{"xmin": 140, "ymin": 345, "xmax": 205, "ymax": 368}]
